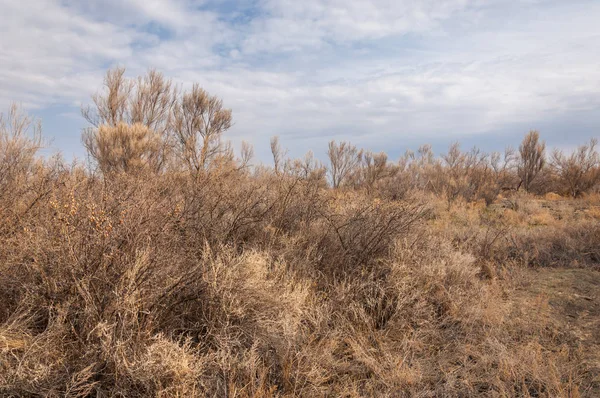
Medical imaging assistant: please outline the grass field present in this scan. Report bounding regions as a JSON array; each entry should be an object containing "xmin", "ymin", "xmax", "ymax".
[{"xmin": 1, "ymin": 75, "xmax": 599, "ymax": 396}]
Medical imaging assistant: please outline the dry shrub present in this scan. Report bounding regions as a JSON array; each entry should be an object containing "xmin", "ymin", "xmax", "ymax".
[
  {"xmin": 2, "ymin": 94, "xmax": 599, "ymax": 396},
  {"xmin": 0, "ymin": 104, "xmax": 55, "ymax": 231},
  {"xmin": 0, "ymin": 157, "xmax": 594, "ymax": 396},
  {"xmin": 83, "ymin": 122, "xmax": 164, "ymax": 174},
  {"xmin": 529, "ymin": 210, "xmax": 555, "ymax": 226},
  {"xmin": 518, "ymin": 130, "xmax": 546, "ymax": 193},
  {"xmin": 491, "ymin": 195, "xmax": 600, "ymax": 268},
  {"xmin": 429, "ymin": 192, "xmax": 600, "ymax": 294},
  {"xmin": 552, "ymin": 139, "xmax": 600, "ymax": 198},
  {"xmin": 545, "ymin": 192, "xmax": 563, "ymax": 201},
  {"xmin": 505, "ymin": 221, "xmax": 600, "ymax": 268},
  {"xmin": 289, "ymin": 191, "xmax": 429, "ymax": 282}
]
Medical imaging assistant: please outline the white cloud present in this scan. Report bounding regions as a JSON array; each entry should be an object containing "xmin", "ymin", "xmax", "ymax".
[
  {"xmin": 0, "ymin": 0, "xmax": 599, "ymax": 159},
  {"xmin": 62, "ymin": 0, "xmax": 193, "ymax": 28},
  {"xmin": 239, "ymin": 0, "xmax": 476, "ymax": 54}
]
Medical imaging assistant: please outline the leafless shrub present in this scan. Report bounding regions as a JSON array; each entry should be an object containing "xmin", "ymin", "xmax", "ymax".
[
  {"xmin": 284, "ymin": 150, "xmax": 327, "ymax": 184},
  {"xmin": 270, "ymin": 135, "xmax": 287, "ymax": 175},
  {"xmin": 518, "ymin": 130, "xmax": 546, "ymax": 192},
  {"xmin": 172, "ymin": 84, "xmax": 233, "ymax": 173},
  {"xmin": 0, "ymin": 104, "xmax": 58, "ymax": 239},
  {"xmin": 504, "ymin": 220, "xmax": 600, "ymax": 267},
  {"xmin": 0, "ymin": 104, "xmax": 42, "ymax": 196},
  {"xmin": 327, "ymin": 140, "xmax": 362, "ymax": 188},
  {"xmin": 552, "ymin": 138, "xmax": 600, "ymax": 197},
  {"xmin": 349, "ymin": 150, "xmax": 398, "ymax": 194},
  {"xmin": 82, "ymin": 67, "xmax": 176, "ymax": 135},
  {"xmin": 311, "ymin": 195, "xmax": 429, "ymax": 280},
  {"xmin": 439, "ymin": 143, "xmax": 492, "ymax": 205}
]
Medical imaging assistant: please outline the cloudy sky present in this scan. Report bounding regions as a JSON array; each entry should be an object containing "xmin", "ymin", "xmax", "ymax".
[{"xmin": 1, "ymin": 0, "xmax": 599, "ymax": 162}]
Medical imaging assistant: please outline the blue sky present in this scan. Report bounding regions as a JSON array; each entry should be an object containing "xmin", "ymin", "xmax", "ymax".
[{"xmin": 1, "ymin": 0, "xmax": 599, "ymax": 162}]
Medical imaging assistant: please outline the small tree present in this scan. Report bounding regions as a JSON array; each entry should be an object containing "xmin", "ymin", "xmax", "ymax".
[
  {"xmin": 352, "ymin": 151, "xmax": 395, "ymax": 193},
  {"xmin": 441, "ymin": 143, "xmax": 469, "ymax": 204},
  {"xmin": 440, "ymin": 143, "xmax": 492, "ymax": 205},
  {"xmin": 82, "ymin": 67, "xmax": 176, "ymax": 173},
  {"xmin": 0, "ymin": 104, "xmax": 43, "ymax": 210},
  {"xmin": 518, "ymin": 130, "xmax": 546, "ymax": 192},
  {"xmin": 490, "ymin": 146, "xmax": 517, "ymax": 190},
  {"xmin": 82, "ymin": 67, "xmax": 133, "ymax": 128},
  {"xmin": 327, "ymin": 140, "xmax": 362, "ymax": 188},
  {"xmin": 551, "ymin": 139, "xmax": 600, "ymax": 197},
  {"xmin": 0, "ymin": 104, "xmax": 42, "ymax": 184},
  {"xmin": 270, "ymin": 136, "xmax": 287, "ymax": 175},
  {"xmin": 285, "ymin": 150, "xmax": 327, "ymax": 183},
  {"xmin": 82, "ymin": 67, "xmax": 176, "ymax": 134},
  {"xmin": 404, "ymin": 144, "xmax": 441, "ymax": 192},
  {"xmin": 130, "ymin": 69, "xmax": 177, "ymax": 136},
  {"xmin": 172, "ymin": 84, "xmax": 233, "ymax": 172},
  {"xmin": 239, "ymin": 141, "xmax": 254, "ymax": 169},
  {"xmin": 83, "ymin": 67, "xmax": 232, "ymax": 174}
]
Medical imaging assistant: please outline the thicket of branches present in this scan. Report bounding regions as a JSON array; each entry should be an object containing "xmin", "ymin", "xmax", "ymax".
[
  {"xmin": 325, "ymin": 132, "xmax": 598, "ymax": 204},
  {"xmin": 79, "ymin": 68, "xmax": 599, "ymax": 201},
  {"xmin": 0, "ymin": 68, "xmax": 598, "ymax": 397}
]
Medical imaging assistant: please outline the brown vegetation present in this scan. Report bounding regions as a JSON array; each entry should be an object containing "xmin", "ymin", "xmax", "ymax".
[
  {"xmin": 0, "ymin": 68, "xmax": 599, "ymax": 397},
  {"xmin": 551, "ymin": 139, "xmax": 600, "ymax": 198},
  {"xmin": 518, "ymin": 130, "xmax": 546, "ymax": 193}
]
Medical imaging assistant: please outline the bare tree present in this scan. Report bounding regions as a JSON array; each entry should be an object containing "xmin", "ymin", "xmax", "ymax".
[
  {"xmin": 239, "ymin": 141, "xmax": 254, "ymax": 169},
  {"xmin": 551, "ymin": 138, "xmax": 600, "ymax": 197},
  {"xmin": 82, "ymin": 67, "xmax": 134, "ymax": 128},
  {"xmin": 283, "ymin": 150, "xmax": 326, "ymax": 183},
  {"xmin": 354, "ymin": 151, "xmax": 394, "ymax": 192},
  {"xmin": 490, "ymin": 146, "xmax": 517, "ymax": 190},
  {"xmin": 518, "ymin": 130, "xmax": 545, "ymax": 192},
  {"xmin": 84, "ymin": 68, "xmax": 233, "ymax": 174},
  {"xmin": 172, "ymin": 84, "xmax": 233, "ymax": 172},
  {"xmin": 0, "ymin": 104, "xmax": 42, "ymax": 178},
  {"xmin": 83, "ymin": 67, "xmax": 176, "ymax": 131},
  {"xmin": 327, "ymin": 140, "xmax": 362, "ymax": 188},
  {"xmin": 130, "ymin": 69, "xmax": 177, "ymax": 136},
  {"xmin": 441, "ymin": 143, "xmax": 490, "ymax": 205},
  {"xmin": 82, "ymin": 67, "xmax": 177, "ymax": 172},
  {"xmin": 270, "ymin": 136, "xmax": 287, "ymax": 175},
  {"xmin": 0, "ymin": 104, "xmax": 43, "ymax": 203},
  {"xmin": 405, "ymin": 144, "xmax": 441, "ymax": 192}
]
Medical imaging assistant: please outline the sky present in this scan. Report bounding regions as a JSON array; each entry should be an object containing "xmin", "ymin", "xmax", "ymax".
[{"xmin": 1, "ymin": 0, "xmax": 599, "ymax": 162}]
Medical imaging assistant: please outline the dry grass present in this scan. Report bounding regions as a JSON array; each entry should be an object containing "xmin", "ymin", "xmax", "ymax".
[{"xmin": 1, "ymin": 97, "xmax": 599, "ymax": 397}]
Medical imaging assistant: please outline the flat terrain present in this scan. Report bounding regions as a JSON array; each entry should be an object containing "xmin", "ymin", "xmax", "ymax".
[{"xmin": 518, "ymin": 267, "xmax": 600, "ymax": 396}]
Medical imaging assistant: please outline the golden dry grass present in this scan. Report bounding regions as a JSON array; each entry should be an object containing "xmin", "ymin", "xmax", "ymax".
[
  {"xmin": 1, "ymin": 81, "xmax": 599, "ymax": 396},
  {"xmin": 0, "ymin": 160, "xmax": 597, "ymax": 396}
]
